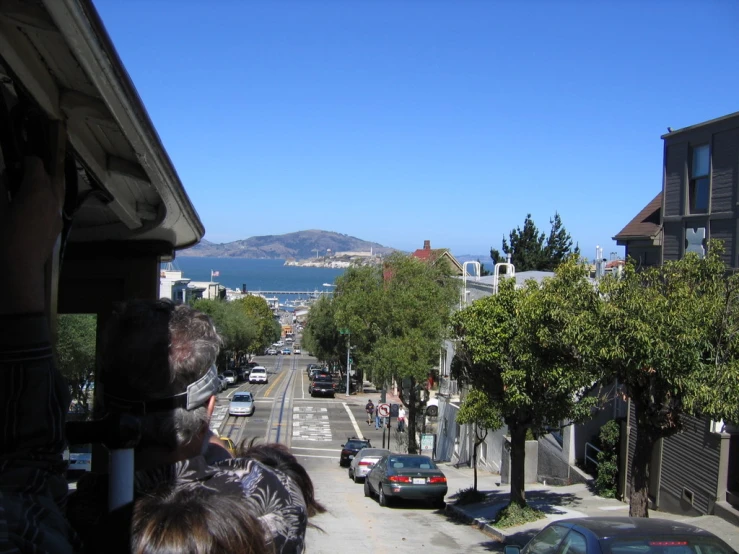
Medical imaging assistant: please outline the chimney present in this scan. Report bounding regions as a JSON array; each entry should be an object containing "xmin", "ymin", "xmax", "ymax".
[{"xmin": 423, "ymin": 240, "xmax": 430, "ymax": 250}]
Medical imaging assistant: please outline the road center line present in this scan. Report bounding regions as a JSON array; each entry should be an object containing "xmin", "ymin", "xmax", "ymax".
[
  {"xmin": 342, "ymin": 402, "xmax": 363, "ymax": 439},
  {"xmin": 263, "ymin": 370, "xmax": 286, "ymax": 397}
]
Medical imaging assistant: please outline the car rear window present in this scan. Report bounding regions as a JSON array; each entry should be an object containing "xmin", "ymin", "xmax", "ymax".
[
  {"xmin": 233, "ymin": 394, "xmax": 252, "ymax": 401},
  {"xmin": 387, "ymin": 456, "xmax": 437, "ymax": 469},
  {"xmin": 251, "ymin": 368, "xmax": 265, "ymax": 374},
  {"xmin": 606, "ymin": 539, "xmax": 734, "ymax": 554},
  {"xmin": 346, "ymin": 441, "xmax": 369, "ymax": 449}
]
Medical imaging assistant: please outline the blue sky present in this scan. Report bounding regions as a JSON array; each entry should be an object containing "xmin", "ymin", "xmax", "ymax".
[{"xmin": 95, "ymin": 0, "xmax": 738, "ymax": 259}]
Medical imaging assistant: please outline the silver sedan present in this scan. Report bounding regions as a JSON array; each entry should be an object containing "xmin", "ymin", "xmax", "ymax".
[{"xmin": 348, "ymin": 448, "xmax": 391, "ymax": 483}]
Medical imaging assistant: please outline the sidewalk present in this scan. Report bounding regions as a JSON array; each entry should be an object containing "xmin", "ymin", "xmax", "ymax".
[{"xmin": 441, "ymin": 464, "xmax": 739, "ymax": 550}]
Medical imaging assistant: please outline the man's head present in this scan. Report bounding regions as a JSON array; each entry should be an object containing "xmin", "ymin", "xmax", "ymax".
[{"xmin": 101, "ymin": 300, "xmax": 222, "ymax": 453}]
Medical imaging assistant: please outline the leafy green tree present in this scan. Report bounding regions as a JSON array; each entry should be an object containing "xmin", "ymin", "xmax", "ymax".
[
  {"xmin": 452, "ymin": 258, "xmax": 599, "ymax": 507},
  {"xmin": 584, "ymin": 244, "xmax": 739, "ymax": 517},
  {"xmin": 456, "ymin": 388, "xmax": 502, "ymax": 491},
  {"xmin": 192, "ymin": 299, "xmax": 258, "ymax": 368},
  {"xmin": 334, "ymin": 253, "xmax": 461, "ymax": 453},
  {"xmin": 232, "ymin": 295, "xmax": 280, "ymax": 353},
  {"xmin": 56, "ymin": 314, "xmax": 97, "ymax": 414},
  {"xmin": 303, "ymin": 296, "xmax": 342, "ymax": 367},
  {"xmin": 491, "ymin": 212, "xmax": 579, "ymax": 271}
]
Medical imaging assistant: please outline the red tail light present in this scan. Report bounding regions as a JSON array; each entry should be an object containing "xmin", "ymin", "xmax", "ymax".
[
  {"xmin": 358, "ymin": 461, "xmax": 373, "ymax": 466},
  {"xmin": 428, "ymin": 476, "xmax": 447, "ymax": 484},
  {"xmin": 388, "ymin": 476, "xmax": 411, "ymax": 483}
]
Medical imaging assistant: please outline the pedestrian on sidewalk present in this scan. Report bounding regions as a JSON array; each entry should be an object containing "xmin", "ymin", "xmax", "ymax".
[
  {"xmin": 374, "ymin": 405, "xmax": 382, "ymax": 430},
  {"xmin": 397, "ymin": 407, "xmax": 406, "ymax": 432},
  {"xmin": 365, "ymin": 399, "xmax": 375, "ymax": 425}
]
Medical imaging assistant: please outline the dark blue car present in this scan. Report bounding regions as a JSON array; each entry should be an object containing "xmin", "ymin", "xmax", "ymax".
[{"xmin": 505, "ymin": 517, "xmax": 735, "ymax": 554}]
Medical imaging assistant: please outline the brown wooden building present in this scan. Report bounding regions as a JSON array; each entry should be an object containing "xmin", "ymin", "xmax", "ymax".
[{"xmin": 615, "ymin": 112, "xmax": 739, "ymax": 523}]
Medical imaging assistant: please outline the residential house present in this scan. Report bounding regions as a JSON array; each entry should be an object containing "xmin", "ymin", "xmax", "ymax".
[
  {"xmin": 613, "ymin": 193, "xmax": 663, "ymax": 268},
  {"xmin": 616, "ymin": 112, "xmax": 739, "ymax": 522},
  {"xmin": 411, "ymin": 240, "xmax": 464, "ymax": 276}
]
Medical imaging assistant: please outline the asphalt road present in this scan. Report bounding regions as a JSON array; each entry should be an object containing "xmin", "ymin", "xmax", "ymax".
[{"xmin": 215, "ymin": 353, "xmax": 499, "ymax": 553}]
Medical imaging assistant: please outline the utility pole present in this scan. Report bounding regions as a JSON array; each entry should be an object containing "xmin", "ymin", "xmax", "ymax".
[
  {"xmin": 313, "ymin": 248, "xmax": 320, "ymax": 259},
  {"xmin": 339, "ymin": 328, "xmax": 351, "ymax": 395}
]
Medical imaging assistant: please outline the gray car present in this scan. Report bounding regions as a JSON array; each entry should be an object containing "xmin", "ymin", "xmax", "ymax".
[
  {"xmin": 348, "ymin": 448, "xmax": 391, "ymax": 483},
  {"xmin": 229, "ymin": 392, "xmax": 255, "ymax": 416}
]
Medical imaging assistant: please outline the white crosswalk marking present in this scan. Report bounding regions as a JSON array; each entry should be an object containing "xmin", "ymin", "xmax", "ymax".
[{"xmin": 292, "ymin": 406, "xmax": 332, "ymax": 441}]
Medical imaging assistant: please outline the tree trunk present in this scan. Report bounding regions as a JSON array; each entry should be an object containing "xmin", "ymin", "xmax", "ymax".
[
  {"xmin": 473, "ymin": 424, "xmax": 479, "ymax": 491},
  {"xmin": 407, "ymin": 376, "xmax": 418, "ymax": 454},
  {"xmin": 509, "ymin": 425, "xmax": 527, "ymax": 507},
  {"xmin": 629, "ymin": 403, "xmax": 655, "ymax": 517}
]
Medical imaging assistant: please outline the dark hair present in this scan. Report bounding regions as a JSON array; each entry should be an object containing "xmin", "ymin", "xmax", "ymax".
[
  {"xmin": 240, "ymin": 440, "xmax": 326, "ymax": 517},
  {"xmin": 132, "ymin": 485, "xmax": 272, "ymax": 554}
]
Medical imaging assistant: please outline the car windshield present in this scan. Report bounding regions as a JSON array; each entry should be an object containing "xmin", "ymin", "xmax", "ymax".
[
  {"xmin": 232, "ymin": 394, "xmax": 252, "ymax": 402},
  {"xmin": 606, "ymin": 539, "xmax": 734, "ymax": 554},
  {"xmin": 387, "ymin": 456, "xmax": 436, "ymax": 469},
  {"xmin": 345, "ymin": 441, "xmax": 368, "ymax": 449}
]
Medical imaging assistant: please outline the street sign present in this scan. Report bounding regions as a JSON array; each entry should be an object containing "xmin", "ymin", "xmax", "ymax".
[{"xmin": 377, "ymin": 403, "xmax": 390, "ymax": 417}]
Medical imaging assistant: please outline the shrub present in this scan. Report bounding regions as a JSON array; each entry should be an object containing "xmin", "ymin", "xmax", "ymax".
[
  {"xmin": 594, "ymin": 420, "xmax": 620, "ymax": 498},
  {"xmin": 493, "ymin": 504, "xmax": 545, "ymax": 528},
  {"xmin": 455, "ymin": 486, "xmax": 487, "ymax": 505}
]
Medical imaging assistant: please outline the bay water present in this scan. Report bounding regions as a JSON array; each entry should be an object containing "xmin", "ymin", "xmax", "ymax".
[{"xmin": 171, "ymin": 257, "xmax": 345, "ymax": 306}]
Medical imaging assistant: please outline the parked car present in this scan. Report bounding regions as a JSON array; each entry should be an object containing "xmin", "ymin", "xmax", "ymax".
[
  {"xmin": 364, "ymin": 454, "xmax": 447, "ymax": 508},
  {"xmin": 65, "ymin": 443, "xmax": 92, "ymax": 475},
  {"xmin": 339, "ymin": 437, "xmax": 371, "ymax": 467},
  {"xmin": 216, "ymin": 374, "xmax": 227, "ymax": 392},
  {"xmin": 504, "ymin": 517, "xmax": 735, "ymax": 554},
  {"xmin": 222, "ymin": 370, "xmax": 236, "ymax": 386},
  {"xmin": 308, "ymin": 375, "xmax": 335, "ymax": 398},
  {"xmin": 249, "ymin": 366, "xmax": 268, "ymax": 384},
  {"xmin": 281, "ymin": 347, "xmax": 292, "ymax": 355},
  {"xmin": 306, "ymin": 363, "xmax": 322, "ymax": 374},
  {"xmin": 348, "ymin": 448, "xmax": 391, "ymax": 483},
  {"xmin": 266, "ymin": 348, "xmax": 278, "ymax": 355},
  {"xmin": 229, "ymin": 392, "xmax": 255, "ymax": 416}
]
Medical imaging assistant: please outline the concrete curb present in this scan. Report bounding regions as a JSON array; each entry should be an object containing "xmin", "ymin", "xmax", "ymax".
[{"xmin": 445, "ymin": 502, "xmax": 506, "ymax": 541}]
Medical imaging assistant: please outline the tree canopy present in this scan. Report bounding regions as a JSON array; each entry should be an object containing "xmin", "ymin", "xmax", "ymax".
[
  {"xmin": 491, "ymin": 212, "xmax": 579, "ymax": 272},
  {"xmin": 56, "ymin": 313, "xmax": 97, "ymax": 414},
  {"xmin": 456, "ymin": 388, "xmax": 502, "ymax": 491},
  {"xmin": 582, "ymin": 243, "xmax": 739, "ymax": 516},
  {"xmin": 192, "ymin": 298, "xmax": 259, "ymax": 368},
  {"xmin": 332, "ymin": 252, "xmax": 461, "ymax": 452},
  {"xmin": 452, "ymin": 258, "xmax": 599, "ymax": 507}
]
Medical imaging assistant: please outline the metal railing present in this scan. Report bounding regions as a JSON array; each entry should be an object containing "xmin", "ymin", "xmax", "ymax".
[{"xmin": 585, "ymin": 442, "xmax": 602, "ymax": 468}]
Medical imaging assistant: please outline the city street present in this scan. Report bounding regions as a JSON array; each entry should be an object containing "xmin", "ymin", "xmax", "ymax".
[{"xmin": 214, "ymin": 353, "xmax": 500, "ymax": 553}]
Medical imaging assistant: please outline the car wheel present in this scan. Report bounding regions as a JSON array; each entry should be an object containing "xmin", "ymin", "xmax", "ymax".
[
  {"xmin": 378, "ymin": 485, "xmax": 390, "ymax": 507},
  {"xmin": 348, "ymin": 468, "xmax": 353, "ymax": 480},
  {"xmin": 364, "ymin": 478, "xmax": 372, "ymax": 497}
]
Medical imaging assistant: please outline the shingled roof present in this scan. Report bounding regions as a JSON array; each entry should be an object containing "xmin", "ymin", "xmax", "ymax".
[
  {"xmin": 613, "ymin": 193, "xmax": 662, "ymax": 242},
  {"xmin": 411, "ymin": 240, "xmax": 464, "ymax": 275}
]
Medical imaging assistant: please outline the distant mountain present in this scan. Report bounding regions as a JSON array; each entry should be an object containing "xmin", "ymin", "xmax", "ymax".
[{"xmin": 181, "ymin": 230, "xmax": 396, "ymax": 259}]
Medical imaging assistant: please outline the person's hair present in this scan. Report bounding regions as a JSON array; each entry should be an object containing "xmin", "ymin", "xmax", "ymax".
[
  {"xmin": 131, "ymin": 485, "xmax": 271, "ymax": 554},
  {"xmin": 240, "ymin": 440, "xmax": 326, "ymax": 517},
  {"xmin": 101, "ymin": 300, "xmax": 222, "ymax": 449}
]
